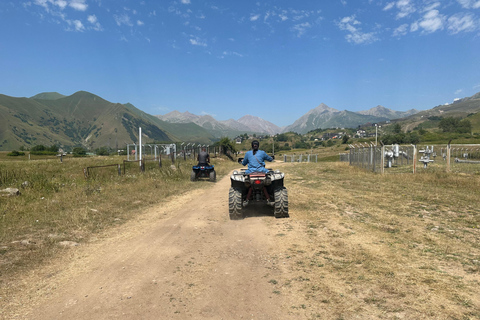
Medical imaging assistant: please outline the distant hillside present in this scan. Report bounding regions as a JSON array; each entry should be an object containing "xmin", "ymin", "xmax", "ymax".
[
  {"xmin": 393, "ymin": 91, "xmax": 480, "ymax": 132},
  {"xmin": 0, "ymin": 91, "xmax": 214, "ymax": 151},
  {"xmin": 283, "ymin": 103, "xmax": 389, "ymax": 134},
  {"xmin": 357, "ymin": 105, "xmax": 418, "ymax": 119},
  {"xmin": 156, "ymin": 111, "xmax": 267, "ymax": 138},
  {"xmin": 30, "ymin": 92, "xmax": 66, "ymax": 100},
  {"xmin": 237, "ymin": 115, "xmax": 282, "ymax": 135}
]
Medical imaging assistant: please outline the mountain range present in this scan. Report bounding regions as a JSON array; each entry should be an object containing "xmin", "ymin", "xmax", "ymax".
[
  {"xmin": 1, "ymin": 90, "xmax": 479, "ymax": 151},
  {"xmin": 158, "ymin": 104, "xmax": 419, "ymax": 135}
]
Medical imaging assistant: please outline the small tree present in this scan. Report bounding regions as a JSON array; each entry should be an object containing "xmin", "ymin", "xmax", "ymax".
[
  {"xmin": 73, "ymin": 147, "xmax": 87, "ymax": 157},
  {"xmin": 95, "ymin": 147, "xmax": 110, "ymax": 156}
]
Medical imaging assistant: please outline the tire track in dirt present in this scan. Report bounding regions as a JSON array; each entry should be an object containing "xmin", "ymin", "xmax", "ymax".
[{"xmin": 9, "ymin": 169, "xmax": 298, "ymax": 320}]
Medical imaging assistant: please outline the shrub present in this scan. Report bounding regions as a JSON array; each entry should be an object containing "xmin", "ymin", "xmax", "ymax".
[{"xmin": 7, "ymin": 150, "xmax": 25, "ymax": 156}]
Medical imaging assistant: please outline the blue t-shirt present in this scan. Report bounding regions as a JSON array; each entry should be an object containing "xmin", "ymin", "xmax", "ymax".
[{"xmin": 242, "ymin": 150, "xmax": 273, "ymax": 173}]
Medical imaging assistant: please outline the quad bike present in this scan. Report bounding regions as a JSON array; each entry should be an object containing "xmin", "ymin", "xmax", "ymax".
[
  {"xmin": 228, "ymin": 168, "xmax": 288, "ymax": 220},
  {"xmin": 191, "ymin": 165, "xmax": 216, "ymax": 182}
]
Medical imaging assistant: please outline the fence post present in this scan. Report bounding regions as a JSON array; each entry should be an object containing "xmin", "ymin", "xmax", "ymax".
[
  {"xmin": 412, "ymin": 145, "xmax": 417, "ymax": 174},
  {"xmin": 117, "ymin": 164, "xmax": 121, "ymax": 176},
  {"xmin": 447, "ymin": 142, "xmax": 451, "ymax": 172},
  {"xmin": 381, "ymin": 145, "xmax": 385, "ymax": 174},
  {"xmin": 83, "ymin": 168, "xmax": 88, "ymax": 179}
]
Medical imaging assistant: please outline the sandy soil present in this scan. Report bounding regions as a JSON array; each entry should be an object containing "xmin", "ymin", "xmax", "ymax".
[{"xmin": 4, "ymin": 170, "xmax": 302, "ymax": 320}]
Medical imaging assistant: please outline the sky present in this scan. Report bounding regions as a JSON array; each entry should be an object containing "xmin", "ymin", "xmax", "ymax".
[{"xmin": 1, "ymin": 0, "xmax": 480, "ymax": 126}]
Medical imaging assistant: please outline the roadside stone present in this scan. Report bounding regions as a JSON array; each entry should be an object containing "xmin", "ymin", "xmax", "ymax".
[
  {"xmin": 0, "ymin": 188, "xmax": 20, "ymax": 197},
  {"xmin": 58, "ymin": 241, "xmax": 79, "ymax": 247}
]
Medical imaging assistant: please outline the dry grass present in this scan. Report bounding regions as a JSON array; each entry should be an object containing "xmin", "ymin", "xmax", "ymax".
[
  {"xmin": 274, "ymin": 162, "xmax": 480, "ymax": 319},
  {"xmin": 0, "ymin": 155, "xmax": 239, "ymax": 281}
]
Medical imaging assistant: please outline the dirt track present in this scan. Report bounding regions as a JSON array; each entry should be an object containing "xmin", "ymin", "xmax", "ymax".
[{"xmin": 9, "ymin": 170, "xmax": 301, "ymax": 320}]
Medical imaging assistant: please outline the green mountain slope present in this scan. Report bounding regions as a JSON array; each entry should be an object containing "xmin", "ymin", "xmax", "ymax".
[
  {"xmin": 395, "ymin": 92, "xmax": 480, "ymax": 132},
  {"xmin": 0, "ymin": 91, "xmax": 214, "ymax": 151},
  {"xmin": 30, "ymin": 92, "xmax": 66, "ymax": 100}
]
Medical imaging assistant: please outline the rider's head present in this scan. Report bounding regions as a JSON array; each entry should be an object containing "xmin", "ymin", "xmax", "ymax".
[{"xmin": 251, "ymin": 140, "xmax": 259, "ymax": 154}]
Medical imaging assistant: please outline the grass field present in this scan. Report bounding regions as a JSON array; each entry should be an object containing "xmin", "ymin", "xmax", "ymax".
[
  {"xmin": 275, "ymin": 162, "xmax": 480, "ymax": 319},
  {"xmin": 0, "ymin": 153, "xmax": 239, "ymax": 279}
]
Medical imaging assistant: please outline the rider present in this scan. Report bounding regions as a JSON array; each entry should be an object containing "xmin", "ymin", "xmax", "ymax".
[
  {"xmin": 197, "ymin": 147, "xmax": 210, "ymax": 166},
  {"xmin": 241, "ymin": 140, "xmax": 274, "ymax": 205},
  {"xmin": 242, "ymin": 140, "xmax": 273, "ymax": 173}
]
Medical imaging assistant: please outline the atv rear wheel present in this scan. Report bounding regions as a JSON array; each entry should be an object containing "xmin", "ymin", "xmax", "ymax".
[
  {"xmin": 190, "ymin": 170, "xmax": 196, "ymax": 181},
  {"xmin": 274, "ymin": 187, "xmax": 289, "ymax": 218},
  {"xmin": 228, "ymin": 187, "xmax": 243, "ymax": 220},
  {"xmin": 209, "ymin": 170, "xmax": 216, "ymax": 182}
]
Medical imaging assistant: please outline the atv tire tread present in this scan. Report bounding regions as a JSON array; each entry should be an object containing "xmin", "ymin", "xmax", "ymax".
[
  {"xmin": 228, "ymin": 187, "xmax": 243, "ymax": 220},
  {"xmin": 274, "ymin": 187, "xmax": 289, "ymax": 218}
]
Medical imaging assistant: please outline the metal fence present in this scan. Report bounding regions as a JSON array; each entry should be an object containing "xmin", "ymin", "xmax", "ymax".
[
  {"xmin": 341, "ymin": 144, "xmax": 480, "ymax": 175},
  {"xmin": 283, "ymin": 154, "xmax": 318, "ymax": 163}
]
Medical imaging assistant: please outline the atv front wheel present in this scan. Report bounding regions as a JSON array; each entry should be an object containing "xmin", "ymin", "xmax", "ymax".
[
  {"xmin": 228, "ymin": 187, "xmax": 243, "ymax": 220},
  {"xmin": 274, "ymin": 187, "xmax": 289, "ymax": 218},
  {"xmin": 190, "ymin": 170, "xmax": 196, "ymax": 181}
]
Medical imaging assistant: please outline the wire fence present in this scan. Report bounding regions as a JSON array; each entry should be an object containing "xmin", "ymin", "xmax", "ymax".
[
  {"xmin": 283, "ymin": 154, "xmax": 318, "ymax": 163},
  {"xmin": 340, "ymin": 144, "xmax": 480, "ymax": 175}
]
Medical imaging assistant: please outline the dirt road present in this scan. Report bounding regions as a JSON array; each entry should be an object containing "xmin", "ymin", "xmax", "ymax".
[{"xmin": 9, "ymin": 171, "xmax": 300, "ymax": 320}]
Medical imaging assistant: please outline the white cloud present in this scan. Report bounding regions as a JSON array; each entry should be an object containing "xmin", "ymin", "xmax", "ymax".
[
  {"xmin": 393, "ymin": 23, "xmax": 409, "ymax": 36},
  {"xmin": 69, "ymin": 19, "xmax": 84, "ymax": 31},
  {"xmin": 383, "ymin": 2, "xmax": 395, "ymax": 11},
  {"xmin": 87, "ymin": 15, "xmax": 102, "ymax": 31},
  {"xmin": 417, "ymin": 9, "xmax": 445, "ymax": 33},
  {"xmin": 455, "ymin": 89, "xmax": 464, "ymax": 95},
  {"xmin": 114, "ymin": 14, "xmax": 133, "ymax": 27},
  {"xmin": 337, "ymin": 15, "xmax": 378, "ymax": 44},
  {"xmin": 137, "ymin": 20, "xmax": 144, "ymax": 26},
  {"xmin": 55, "ymin": 0, "xmax": 68, "ymax": 10},
  {"xmin": 292, "ymin": 22, "xmax": 312, "ymax": 37},
  {"xmin": 180, "ymin": 0, "xmax": 191, "ymax": 4},
  {"xmin": 448, "ymin": 13, "xmax": 477, "ymax": 33},
  {"xmin": 457, "ymin": 0, "xmax": 480, "ymax": 9},
  {"xmin": 87, "ymin": 15, "xmax": 97, "ymax": 24},
  {"xmin": 189, "ymin": 37, "xmax": 207, "ymax": 46},
  {"xmin": 250, "ymin": 14, "xmax": 260, "ymax": 21},
  {"xmin": 221, "ymin": 51, "xmax": 244, "ymax": 58},
  {"xmin": 396, "ymin": 0, "xmax": 416, "ymax": 19},
  {"xmin": 69, "ymin": 0, "xmax": 87, "ymax": 11}
]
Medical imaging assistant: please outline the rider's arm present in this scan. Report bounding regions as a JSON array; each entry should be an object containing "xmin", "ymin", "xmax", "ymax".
[
  {"xmin": 263, "ymin": 151, "xmax": 273, "ymax": 162},
  {"xmin": 242, "ymin": 153, "xmax": 249, "ymax": 166}
]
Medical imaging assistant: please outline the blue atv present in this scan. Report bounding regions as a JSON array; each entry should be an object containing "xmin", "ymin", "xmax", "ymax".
[{"xmin": 191, "ymin": 164, "xmax": 216, "ymax": 182}]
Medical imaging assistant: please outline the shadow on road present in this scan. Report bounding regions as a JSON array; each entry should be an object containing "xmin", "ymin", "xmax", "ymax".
[{"xmin": 242, "ymin": 203, "xmax": 275, "ymax": 219}]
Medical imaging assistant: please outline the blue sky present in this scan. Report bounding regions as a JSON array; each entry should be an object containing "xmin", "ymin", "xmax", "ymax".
[{"xmin": 1, "ymin": 0, "xmax": 480, "ymax": 126}]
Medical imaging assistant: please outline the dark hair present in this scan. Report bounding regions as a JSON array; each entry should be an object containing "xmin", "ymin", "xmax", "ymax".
[{"xmin": 252, "ymin": 140, "xmax": 259, "ymax": 155}]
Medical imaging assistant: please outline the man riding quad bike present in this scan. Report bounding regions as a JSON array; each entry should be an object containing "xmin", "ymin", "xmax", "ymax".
[
  {"xmin": 191, "ymin": 147, "xmax": 216, "ymax": 182},
  {"xmin": 228, "ymin": 140, "xmax": 288, "ymax": 219}
]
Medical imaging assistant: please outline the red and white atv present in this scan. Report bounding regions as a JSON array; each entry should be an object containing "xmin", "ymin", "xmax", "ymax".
[{"xmin": 228, "ymin": 168, "xmax": 288, "ymax": 220}]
